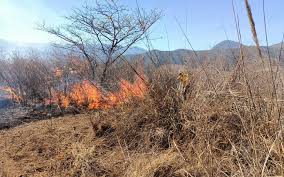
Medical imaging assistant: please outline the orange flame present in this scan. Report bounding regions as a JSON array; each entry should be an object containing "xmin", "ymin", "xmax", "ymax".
[
  {"xmin": 0, "ymin": 86, "xmax": 22, "ymax": 103},
  {"xmin": 55, "ymin": 75, "xmax": 146, "ymax": 110}
]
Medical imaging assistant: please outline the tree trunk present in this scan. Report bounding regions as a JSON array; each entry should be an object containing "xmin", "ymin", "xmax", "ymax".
[
  {"xmin": 88, "ymin": 61, "xmax": 96, "ymax": 80},
  {"xmin": 100, "ymin": 58, "xmax": 111, "ymax": 88}
]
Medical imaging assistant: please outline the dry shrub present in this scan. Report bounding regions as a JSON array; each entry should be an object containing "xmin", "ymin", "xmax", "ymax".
[
  {"xmin": 0, "ymin": 54, "xmax": 54, "ymax": 104},
  {"xmin": 96, "ymin": 61, "xmax": 284, "ymax": 176},
  {"xmin": 110, "ymin": 68, "xmax": 194, "ymax": 151}
]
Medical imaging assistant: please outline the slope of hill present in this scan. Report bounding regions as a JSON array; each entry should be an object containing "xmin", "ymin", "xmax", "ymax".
[{"xmin": 270, "ymin": 42, "xmax": 284, "ymax": 49}]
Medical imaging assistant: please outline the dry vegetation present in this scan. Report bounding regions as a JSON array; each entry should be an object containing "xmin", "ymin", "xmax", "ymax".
[
  {"xmin": 1, "ymin": 0, "xmax": 284, "ymax": 177},
  {"xmin": 0, "ymin": 60, "xmax": 284, "ymax": 176}
]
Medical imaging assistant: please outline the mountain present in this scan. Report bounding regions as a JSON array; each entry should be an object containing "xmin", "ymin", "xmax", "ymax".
[
  {"xmin": 2, "ymin": 38, "xmax": 284, "ymax": 67},
  {"xmin": 0, "ymin": 39, "xmax": 51, "ymax": 56},
  {"xmin": 0, "ymin": 39, "xmax": 147, "ymax": 56},
  {"xmin": 0, "ymin": 39, "xmax": 10, "ymax": 47},
  {"xmin": 137, "ymin": 48, "xmax": 240, "ymax": 66},
  {"xmin": 270, "ymin": 42, "xmax": 284, "ymax": 49},
  {"xmin": 124, "ymin": 47, "xmax": 147, "ymax": 55},
  {"xmin": 140, "ymin": 49, "xmax": 193, "ymax": 65},
  {"xmin": 212, "ymin": 40, "xmax": 244, "ymax": 50},
  {"xmin": 136, "ymin": 40, "xmax": 284, "ymax": 67},
  {"xmin": 0, "ymin": 39, "xmax": 14, "ymax": 51}
]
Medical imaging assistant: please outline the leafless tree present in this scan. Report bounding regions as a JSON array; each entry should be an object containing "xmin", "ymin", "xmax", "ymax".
[{"xmin": 38, "ymin": 0, "xmax": 161, "ymax": 84}]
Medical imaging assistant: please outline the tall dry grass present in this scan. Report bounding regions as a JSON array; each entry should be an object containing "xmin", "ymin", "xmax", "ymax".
[{"xmin": 1, "ymin": 60, "xmax": 283, "ymax": 176}]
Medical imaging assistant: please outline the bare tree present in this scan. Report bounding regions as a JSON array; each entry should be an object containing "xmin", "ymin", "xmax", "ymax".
[{"xmin": 38, "ymin": 0, "xmax": 161, "ymax": 84}]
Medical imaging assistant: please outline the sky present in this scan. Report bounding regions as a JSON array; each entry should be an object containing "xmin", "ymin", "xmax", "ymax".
[{"xmin": 0, "ymin": 0, "xmax": 284, "ymax": 50}]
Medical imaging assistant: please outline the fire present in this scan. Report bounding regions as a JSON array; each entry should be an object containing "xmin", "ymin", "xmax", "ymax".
[
  {"xmin": 55, "ymin": 75, "xmax": 146, "ymax": 110},
  {"xmin": 117, "ymin": 78, "xmax": 146, "ymax": 100},
  {"xmin": 0, "ymin": 86, "xmax": 22, "ymax": 103},
  {"xmin": 69, "ymin": 81, "xmax": 100, "ymax": 109}
]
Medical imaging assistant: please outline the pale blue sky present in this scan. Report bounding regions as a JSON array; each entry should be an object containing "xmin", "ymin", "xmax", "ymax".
[{"xmin": 0, "ymin": 0, "xmax": 284, "ymax": 50}]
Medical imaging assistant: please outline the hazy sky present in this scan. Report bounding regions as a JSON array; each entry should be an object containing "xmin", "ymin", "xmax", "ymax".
[{"xmin": 1, "ymin": 0, "xmax": 284, "ymax": 50}]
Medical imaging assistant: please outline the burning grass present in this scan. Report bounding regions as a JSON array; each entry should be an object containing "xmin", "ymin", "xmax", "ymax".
[
  {"xmin": 0, "ymin": 71, "xmax": 147, "ymax": 111},
  {"xmin": 55, "ymin": 75, "xmax": 146, "ymax": 110},
  {"xmin": 0, "ymin": 86, "xmax": 22, "ymax": 103}
]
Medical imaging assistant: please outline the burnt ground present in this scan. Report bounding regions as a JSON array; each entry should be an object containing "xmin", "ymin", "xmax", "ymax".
[
  {"xmin": 0, "ymin": 106, "xmax": 64, "ymax": 130},
  {"xmin": 0, "ymin": 100, "xmax": 81, "ymax": 130},
  {"xmin": 0, "ymin": 105, "xmax": 59, "ymax": 130},
  {"xmin": 0, "ymin": 106, "xmax": 31, "ymax": 129}
]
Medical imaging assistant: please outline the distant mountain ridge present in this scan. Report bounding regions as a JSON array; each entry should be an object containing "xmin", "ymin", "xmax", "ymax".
[
  {"xmin": 212, "ymin": 40, "xmax": 245, "ymax": 50},
  {"xmin": 135, "ymin": 40, "xmax": 284, "ymax": 66},
  {"xmin": 0, "ymin": 39, "xmax": 147, "ymax": 56},
  {"xmin": 1, "ymin": 38, "xmax": 284, "ymax": 55},
  {"xmin": 1, "ymin": 39, "xmax": 284, "ymax": 67},
  {"xmin": 270, "ymin": 42, "xmax": 284, "ymax": 49}
]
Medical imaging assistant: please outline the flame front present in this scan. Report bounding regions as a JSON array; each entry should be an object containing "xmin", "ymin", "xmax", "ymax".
[
  {"xmin": 56, "ymin": 75, "xmax": 146, "ymax": 110},
  {"xmin": 0, "ymin": 86, "xmax": 22, "ymax": 103},
  {"xmin": 0, "ymin": 74, "xmax": 146, "ymax": 110}
]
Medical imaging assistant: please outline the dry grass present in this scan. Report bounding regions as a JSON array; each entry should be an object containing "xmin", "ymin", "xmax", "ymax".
[
  {"xmin": 0, "ymin": 60, "xmax": 283, "ymax": 176},
  {"xmin": 244, "ymin": 0, "xmax": 262, "ymax": 58}
]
